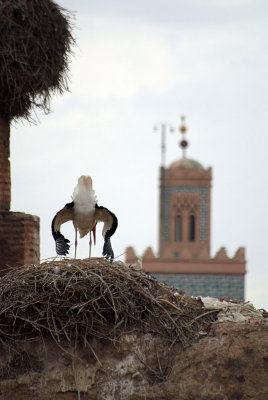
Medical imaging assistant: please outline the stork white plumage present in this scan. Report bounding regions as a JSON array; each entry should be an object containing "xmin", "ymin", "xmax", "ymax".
[{"xmin": 51, "ymin": 175, "xmax": 118, "ymax": 260}]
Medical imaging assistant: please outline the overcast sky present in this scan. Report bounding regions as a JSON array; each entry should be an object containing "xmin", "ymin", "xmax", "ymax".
[{"xmin": 10, "ymin": 0, "xmax": 268, "ymax": 309}]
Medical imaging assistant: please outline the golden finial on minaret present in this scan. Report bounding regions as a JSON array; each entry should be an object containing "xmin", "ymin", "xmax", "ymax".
[{"xmin": 179, "ymin": 115, "xmax": 188, "ymax": 158}]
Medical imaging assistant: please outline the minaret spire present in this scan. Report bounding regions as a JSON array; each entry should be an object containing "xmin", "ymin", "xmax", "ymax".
[{"xmin": 179, "ymin": 115, "xmax": 188, "ymax": 159}]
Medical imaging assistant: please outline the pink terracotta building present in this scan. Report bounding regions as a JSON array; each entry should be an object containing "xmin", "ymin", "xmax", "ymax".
[{"xmin": 126, "ymin": 118, "xmax": 246, "ymax": 300}]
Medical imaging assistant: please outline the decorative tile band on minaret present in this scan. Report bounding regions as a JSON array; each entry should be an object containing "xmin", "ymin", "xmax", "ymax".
[{"xmin": 162, "ymin": 186, "xmax": 208, "ymax": 242}]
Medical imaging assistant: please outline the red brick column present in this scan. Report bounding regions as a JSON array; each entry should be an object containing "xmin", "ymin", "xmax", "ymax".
[
  {"xmin": 0, "ymin": 116, "xmax": 40, "ymax": 272},
  {"xmin": 0, "ymin": 212, "xmax": 40, "ymax": 273},
  {"xmin": 0, "ymin": 116, "xmax": 11, "ymax": 211}
]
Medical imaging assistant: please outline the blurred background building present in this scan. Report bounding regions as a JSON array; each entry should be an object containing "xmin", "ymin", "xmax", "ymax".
[{"xmin": 126, "ymin": 117, "xmax": 246, "ymax": 300}]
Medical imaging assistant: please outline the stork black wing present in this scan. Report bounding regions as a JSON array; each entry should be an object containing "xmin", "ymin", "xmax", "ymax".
[
  {"xmin": 51, "ymin": 202, "xmax": 74, "ymax": 256},
  {"xmin": 53, "ymin": 231, "xmax": 71, "ymax": 256},
  {"xmin": 95, "ymin": 204, "xmax": 118, "ymax": 260}
]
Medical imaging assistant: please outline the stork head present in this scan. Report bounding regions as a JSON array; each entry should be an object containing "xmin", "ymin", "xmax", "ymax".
[
  {"xmin": 72, "ymin": 175, "xmax": 95, "ymax": 201},
  {"xmin": 78, "ymin": 175, "xmax": 93, "ymax": 189}
]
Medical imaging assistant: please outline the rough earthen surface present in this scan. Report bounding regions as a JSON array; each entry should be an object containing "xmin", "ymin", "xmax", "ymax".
[
  {"xmin": 0, "ymin": 322, "xmax": 267, "ymax": 400},
  {"xmin": 0, "ymin": 260, "xmax": 266, "ymax": 399}
]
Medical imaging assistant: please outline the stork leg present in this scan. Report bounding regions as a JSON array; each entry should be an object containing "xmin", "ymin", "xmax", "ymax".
[
  {"xmin": 74, "ymin": 228, "xmax": 78, "ymax": 259},
  {"xmin": 89, "ymin": 231, "xmax": 92, "ymax": 258},
  {"xmin": 92, "ymin": 224, "xmax": 96, "ymax": 245}
]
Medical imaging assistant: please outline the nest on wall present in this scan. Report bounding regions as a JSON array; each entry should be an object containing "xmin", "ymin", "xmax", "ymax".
[
  {"xmin": 0, "ymin": 259, "xmax": 219, "ymax": 349},
  {"xmin": 0, "ymin": 0, "xmax": 74, "ymax": 122}
]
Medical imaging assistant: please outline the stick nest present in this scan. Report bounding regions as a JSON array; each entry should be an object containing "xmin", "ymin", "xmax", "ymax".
[
  {"xmin": 0, "ymin": 259, "xmax": 218, "ymax": 347},
  {"xmin": 0, "ymin": 0, "xmax": 74, "ymax": 122}
]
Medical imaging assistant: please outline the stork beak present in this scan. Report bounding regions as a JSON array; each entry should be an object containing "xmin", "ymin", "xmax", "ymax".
[{"xmin": 92, "ymin": 224, "xmax": 96, "ymax": 245}]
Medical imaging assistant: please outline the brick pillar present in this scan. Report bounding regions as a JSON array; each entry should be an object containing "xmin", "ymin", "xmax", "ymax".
[
  {"xmin": 0, "ymin": 212, "xmax": 40, "ymax": 273},
  {"xmin": 0, "ymin": 116, "xmax": 40, "ymax": 272},
  {"xmin": 0, "ymin": 116, "xmax": 11, "ymax": 211}
]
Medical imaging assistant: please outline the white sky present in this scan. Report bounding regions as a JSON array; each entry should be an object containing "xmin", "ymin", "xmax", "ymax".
[{"xmin": 10, "ymin": 0, "xmax": 268, "ymax": 309}]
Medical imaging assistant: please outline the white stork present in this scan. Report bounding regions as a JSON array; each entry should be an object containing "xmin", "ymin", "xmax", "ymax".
[{"xmin": 51, "ymin": 175, "xmax": 118, "ymax": 260}]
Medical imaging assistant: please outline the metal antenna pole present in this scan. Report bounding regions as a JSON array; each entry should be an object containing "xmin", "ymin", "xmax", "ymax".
[
  {"xmin": 161, "ymin": 123, "xmax": 166, "ymax": 167},
  {"xmin": 154, "ymin": 122, "xmax": 174, "ymax": 167}
]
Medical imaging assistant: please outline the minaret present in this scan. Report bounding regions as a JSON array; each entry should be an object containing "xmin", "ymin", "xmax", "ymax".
[
  {"xmin": 159, "ymin": 116, "xmax": 212, "ymax": 259},
  {"xmin": 125, "ymin": 115, "xmax": 246, "ymax": 301}
]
